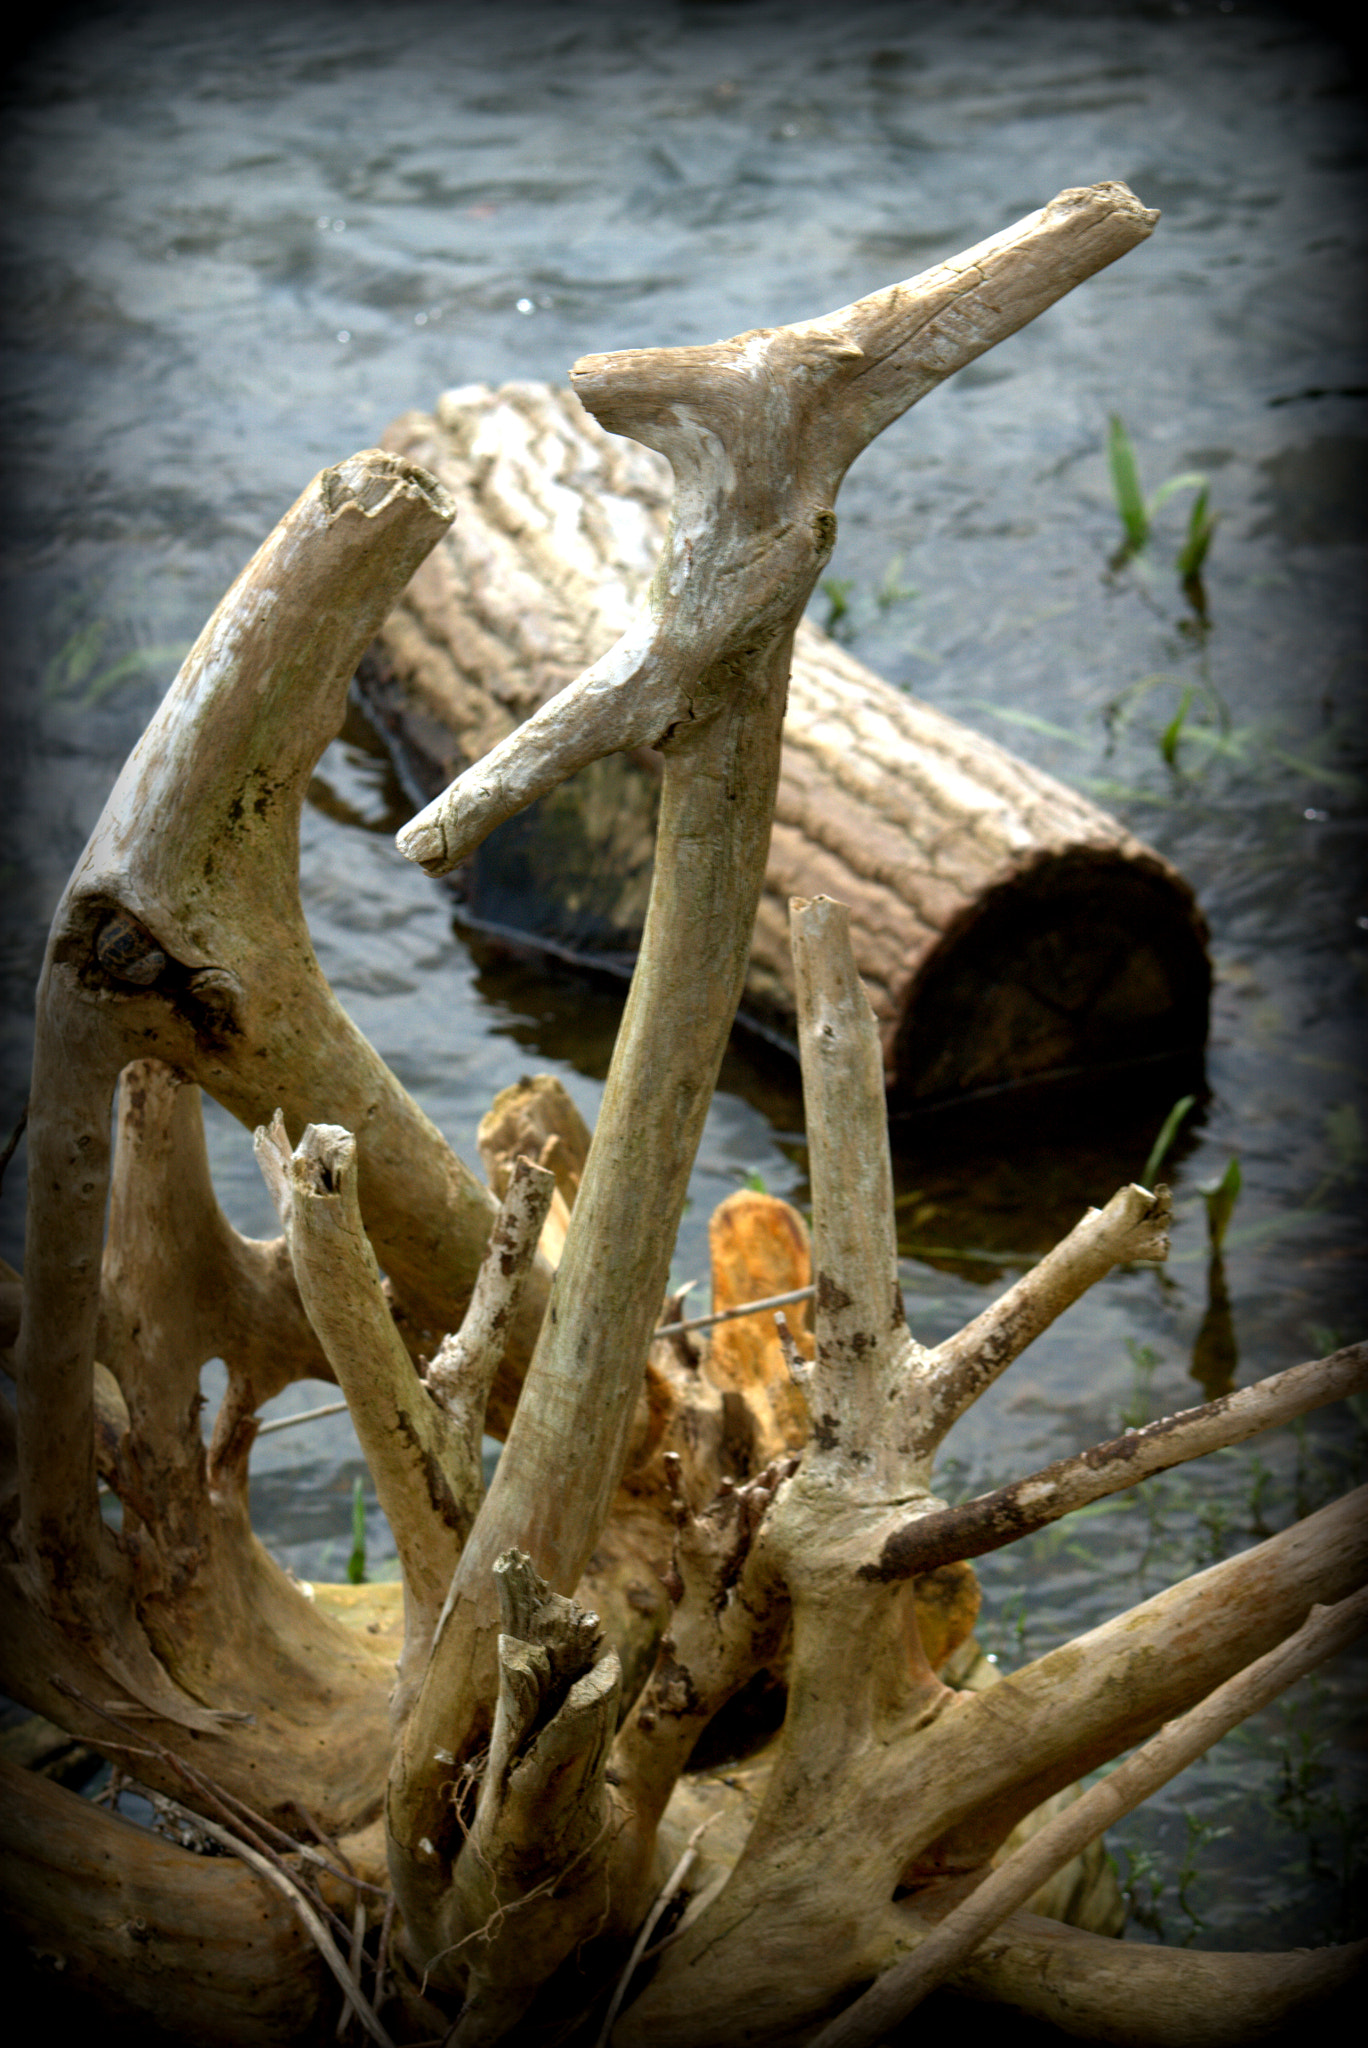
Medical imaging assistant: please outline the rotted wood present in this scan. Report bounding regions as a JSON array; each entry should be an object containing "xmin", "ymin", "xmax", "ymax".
[{"xmin": 364, "ymin": 389, "xmax": 1210, "ymax": 1107}]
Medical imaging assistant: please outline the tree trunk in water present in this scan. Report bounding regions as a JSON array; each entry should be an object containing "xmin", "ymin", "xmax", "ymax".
[{"xmin": 363, "ymin": 383, "xmax": 1210, "ymax": 1107}]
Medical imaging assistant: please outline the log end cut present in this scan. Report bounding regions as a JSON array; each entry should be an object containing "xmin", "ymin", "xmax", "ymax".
[{"xmin": 888, "ymin": 845, "xmax": 1211, "ymax": 1112}]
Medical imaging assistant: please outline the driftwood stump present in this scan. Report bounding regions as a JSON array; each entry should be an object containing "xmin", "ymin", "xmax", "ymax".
[
  {"xmin": 5, "ymin": 184, "xmax": 1364, "ymax": 2048},
  {"xmin": 364, "ymin": 384, "xmax": 1209, "ymax": 1106}
]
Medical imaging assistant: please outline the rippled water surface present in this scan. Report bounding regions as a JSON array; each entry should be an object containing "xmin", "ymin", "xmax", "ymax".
[{"xmin": 2, "ymin": 0, "xmax": 1364, "ymax": 1970}]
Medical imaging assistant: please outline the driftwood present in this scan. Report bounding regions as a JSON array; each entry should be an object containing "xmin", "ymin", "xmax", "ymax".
[
  {"xmin": 364, "ymin": 398, "xmax": 1209, "ymax": 1105},
  {"xmin": 4, "ymin": 184, "xmax": 1365, "ymax": 2046}
]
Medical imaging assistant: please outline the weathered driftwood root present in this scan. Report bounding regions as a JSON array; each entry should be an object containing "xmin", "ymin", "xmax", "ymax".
[
  {"xmin": 813, "ymin": 1582, "xmax": 1368, "ymax": 2048},
  {"xmin": 6, "ymin": 186, "xmax": 1362, "ymax": 2048},
  {"xmin": 384, "ymin": 183, "xmax": 1171, "ymax": 1961},
  {"xmin": 3, "ymin": 452, "xmax": 517, "ymax": 1825},
  {"xmin": 610, "ymin": 897, "xmax": 1367, "ymax": 2047},
  {"xmin": 0, "ymin": 1753, "xmax": 329, "ymax": 2048},
  {"xmin": 365, "ymin": 392, "xmax": 1210, "ymax": 1104}
]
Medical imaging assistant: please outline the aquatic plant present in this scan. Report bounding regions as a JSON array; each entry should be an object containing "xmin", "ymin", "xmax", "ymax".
[{"xmin": 1107, "ymin": 413, "xmax": 1217, "ymax": 585}]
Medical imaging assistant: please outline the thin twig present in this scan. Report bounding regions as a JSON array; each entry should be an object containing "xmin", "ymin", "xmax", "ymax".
[
  {"xmin": 374, "ymin": 1895, "xmax": 397, "ymax": 2027},
  {"xmin": 257, "ymin": 1398, "xmax": 351, "ymax": 1436},
  {"xmin": 594, "ymin": 1813, "xmax": 719, "ymax": 2048},
  {"xmin": 655, "ymin": 1286, "xmax": 815, "ymax": 1340},
  {"xmin": 859, "ymin": 1343, "xmax": 1368, "ymax": 1586},
  {"xmin": 168, "ymin": 1797, "xmax": 397, "ymax": 2048},
  {"xmin": 337, "ymin": 1893, "xmax": 368, "ymax": 2040}
]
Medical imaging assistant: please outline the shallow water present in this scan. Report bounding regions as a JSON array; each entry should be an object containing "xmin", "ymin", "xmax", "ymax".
[{"xmin": 2, "ymin": 0, "xmax": 1364, "ymax": 1970}]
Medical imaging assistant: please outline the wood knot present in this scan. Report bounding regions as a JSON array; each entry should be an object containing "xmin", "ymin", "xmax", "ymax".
[
  {"xmin": 95, "ymin": 912, "xmax": 166, "ymax": 987},
  {"xmin": 811, "ymin": 507, "xmax": 838, "ymax": 562}
]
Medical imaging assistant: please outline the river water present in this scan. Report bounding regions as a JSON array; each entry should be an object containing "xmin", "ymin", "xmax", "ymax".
[{"xmin": 1, "ymin": 0, "xmax": 1364, "ymax": 1976}]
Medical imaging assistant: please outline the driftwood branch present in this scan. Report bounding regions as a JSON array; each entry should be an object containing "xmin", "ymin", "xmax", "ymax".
[
  {"xmin": 425, "ymin": 1154, "xmax": 557, "ymax": 1436},
  {"xmin": 168, "ymin": 1803, "xmax": 397, "ymax": 2048},
  {"xmin": 398, "ymin": 185, "xmax": 1155, "ymax": 884},
  {"xmin": 922, "ymin": 1181, "xmax": 1172, "ymax": 1449},
  {"xmin": 946, "ymin": 1915, "xmax": 1366, "ymax": 2045},
  {"xmin": 788, "ymin": 895, "xmax": 922, "ymax": 1496},
  {"xmin": 887, "ymin": 1484, "xmax": 1368, "ymax": 1874},
  {"xmin": 255, "ymin": 1115, "xmax": 472, "ymax": 1692},
  {"xmin": 863, "ymin": 1341, "xmax": 1368, "ymax": 1584},
  {"xmin": 813, "ymin": 1583, "xmax": 1368, "ymax": 2048},
  {"xmin": 391, "ymin": 195, "xmax": 1160, "ymax": 1919}
]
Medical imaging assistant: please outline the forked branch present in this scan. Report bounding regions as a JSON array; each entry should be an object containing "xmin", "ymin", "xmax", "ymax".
[
  {"xmin": 390, "ymin": 187, "xmax": 1160, "ymax": 1915},
  {"xmin": 257, "ymin": 1116, "xmax": 555, "ymax": 1714}
]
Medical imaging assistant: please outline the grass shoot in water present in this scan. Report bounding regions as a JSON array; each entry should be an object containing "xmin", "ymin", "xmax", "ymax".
[{"xmin": 347, "ymin": 1475, "xmax": 367, "ymax": 1585}]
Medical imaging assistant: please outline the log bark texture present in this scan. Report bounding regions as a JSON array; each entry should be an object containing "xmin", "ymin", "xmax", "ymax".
[{"xmin": 364, "ymin": 383, "xmax": 1210, "ymax": 1104}]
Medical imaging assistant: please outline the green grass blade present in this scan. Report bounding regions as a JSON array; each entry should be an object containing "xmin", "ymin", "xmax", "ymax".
[
  {"xmin": 1199, "ymin": 1156, "xmax": 1242, "ymax": 1253},
  {"xmin": 1108, "ymin": 415, "xmax": 1149, "ymax": 551},
  {"xmin": 1147, "ymin": 472, "xmax": 1209, "ymax": 517},
  {"xmin": 1141, "ymin": 1094, "xmax": 1197, "ymax": 1188},
  {"xmin": 966, "ymin": 701, "xmax": 1087, "ymax": 745},
  {"xmin": 347, "ymin": 1476, "xmax": 367, "ymax": 1585},
  {"xmin": 1176, "ymin": 486, "xmax": 1218, "ymax": 579},
  {"xmin": 1160, "ymin": 686, "xmax": 1194, "ymax": 770}
]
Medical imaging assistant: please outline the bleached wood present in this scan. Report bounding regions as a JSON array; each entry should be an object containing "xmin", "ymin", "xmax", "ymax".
[
  {"xmin": 16, "ymin": 454, "xmax": 546, "ymax": 1607},
  {"xmin": 949, "ymin": 1914, "xmax": 1366, "ymax": 2046},
  {"xmin": 390, "ymin": 192, "xmax": 1160, "ymax": 1930},
  {"xmin": 619, "ymin": 1487, "xmax": 1368, "ymax": 2046},
  {"xmin": 12, "ymin": 184, "xmax": 1359, "ymax": 2048},
  {"xmin": 0, "ymin": 1753, "xmax": 328, "ymax": 2045},
  {"xmin": 789, "ymin": 894, "xmax": 925, "ymax": 1496},
  {"xmin": 398, "ymin": 184, "xmax": 1156, "ymax": 882},
  {"xmin": 424, "ymin": 1153, "xmax": 557, "ymax": 1436},
  {"xmin": 812, "ymin": 1584, "xmax": 1368, "ymax": 2047},
  {"xmin": 255, "ymin": 1115, "xmax": 473, "ymax": 1705},
  {"xmin": 922, "ymin": 1182, "xmax": 1172, "ymax": 1450}
]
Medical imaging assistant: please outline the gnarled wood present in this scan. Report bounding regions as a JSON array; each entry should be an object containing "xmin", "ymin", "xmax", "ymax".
[
  {"xmin": 0, "ymin": 1754, "xmax": 329, "ymax": 2046},
  {"xmin": 6, "ymin": 185, "xmax": 1360, "ymax": 2048},
  {"xmin": 387, "ymin": 184, "xmax": 1165, "ymax": 1945}
]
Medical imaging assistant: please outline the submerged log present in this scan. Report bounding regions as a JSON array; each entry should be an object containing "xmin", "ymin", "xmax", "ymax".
[{"xmin": 363, "ymin": 382, "xmax": 1210, "ymax": 1106}]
